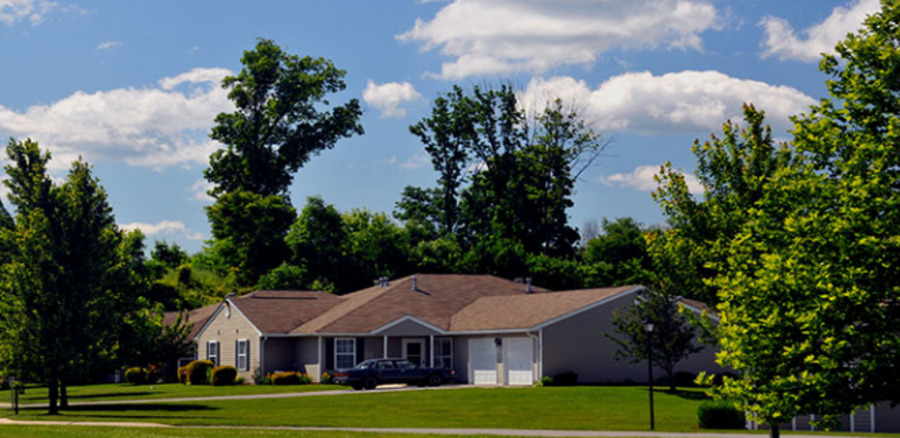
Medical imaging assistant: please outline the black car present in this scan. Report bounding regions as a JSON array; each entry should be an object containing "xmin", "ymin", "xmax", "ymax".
[{"xmin": 334, "ymin": 358, "xmax": 455, "ymax": 390}]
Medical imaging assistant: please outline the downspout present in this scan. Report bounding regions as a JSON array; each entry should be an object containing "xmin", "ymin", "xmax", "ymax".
[{"xmin": 429, "ymin": 334, "xmax": 434, "ymax": 368}]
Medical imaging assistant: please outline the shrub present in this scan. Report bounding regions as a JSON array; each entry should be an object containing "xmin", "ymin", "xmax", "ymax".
[
  {"xmin": 271, "ymin": 371, "xmax": 301, "ymax": 385},
  {"xmin": 698, "ymin": 400, "xmax": 746, "ymax": 429},
  {"xmin": 211, "ymin": 365, "xmax": 238, "ymax": 386},
  {"xmin": 186, "ymin": 360, "xmax": 214, "ymax": 385},
  {"xmin": 673, "ymin": 371, "xmax": 697, "ymax": 388},
  {"xmin": 235, "ymin": 376, "xmax": 245, "ymax": 385},
  {"xmin": 177, "ymin": 365, "xmax": 189, "ymax": 384},
  {"xmin": 552, "ymin": 371, "xmax": 578, "ymax": 386},
  {"xmin": 124, "ymin": 367, "xmax": 148, "ymax": 385},
  {"xmin": 270, "ymin": 371, "xmax": 311, "ymax": 385},
  {"xmin": 540, "ymin": 376, "xmax": 554, "ymax": 386},
  {"xmin": 320, "ymin": 372, "xmax": 333, "ymax": 384}
]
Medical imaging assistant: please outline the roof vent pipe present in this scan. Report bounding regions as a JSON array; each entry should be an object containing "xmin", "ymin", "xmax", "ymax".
[
  {"xmin": 526, "ymin": 277, "xmax": 533, "ymax": 293},
  {"xmin": 412, "ymin": 275, "xmax": 418, "ymax": 291}
]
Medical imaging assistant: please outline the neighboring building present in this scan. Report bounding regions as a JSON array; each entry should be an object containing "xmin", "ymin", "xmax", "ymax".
[{"xmin": 172, "ymin": 274, "xmax": 722, "ymax": 385}]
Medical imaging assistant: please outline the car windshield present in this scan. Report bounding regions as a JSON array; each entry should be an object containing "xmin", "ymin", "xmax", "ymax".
[{"xmin": 356, "ymin": 359, "xmax": 379, "ymax": 369}]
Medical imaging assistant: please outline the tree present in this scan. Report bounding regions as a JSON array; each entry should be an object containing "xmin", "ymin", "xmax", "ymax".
[
  {"xmin": 583, "ymin": 217, "xmax": 653, "ymax": 286},
  {"xmin": 408, "ymin": 86, "xmax": 606, "ymax": 266},
  {"xmin": 203, "ymin": 39, "xmax": 362, "ymax": 286},
  {"xmin": 707, "ymin": 2, "xmax": 900, "ymax": 434},
  {"xmin": 606, "ymin": 289, "xmax": 703, "ymax": 392},
  {"xmin": 408, "ymin": 86, "xmax": 473, "ymax": 236},
  {"xmin": 0, "ymin": 139, "xmax": 132, "ymax": 414},
  {"xmin": 647, "ymin": 104, "xmax": 791, "ymax": 305},
  {"xmin": 285, "ymin": 196, "xmax": 347, "ymax": 291},
  {"xmin": 205, "ymin": 38, "xmax": 363, "ymax": 198}
]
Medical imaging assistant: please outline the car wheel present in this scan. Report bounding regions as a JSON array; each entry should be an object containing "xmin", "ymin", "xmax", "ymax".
[
  {"xmin": 363, "ymin": 376, "xmax": 378, "ymax": 390},
  {"xmin": 351, "ymin": 384, "xmax": 363, "ymax": 391},
  {"xmin": 427, "ymin": 374, "xmax": 442, "ymax": 387}
]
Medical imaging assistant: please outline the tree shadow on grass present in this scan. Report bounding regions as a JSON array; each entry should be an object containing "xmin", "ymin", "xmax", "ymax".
[
  {"xmin": 69, "ymin": 391, "xmax": 156, "ymax": 400},
  {"xmin": 21, "ymin": 403, "xmax": 219, "ymax": 420},
  {"xmin": 663, "ymin": 389, "xmax": 710, "ymax": 401}
]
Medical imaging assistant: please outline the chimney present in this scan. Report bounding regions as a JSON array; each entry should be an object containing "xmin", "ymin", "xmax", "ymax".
[{"xmin": 526, "ymin": 277, "xmax": 533, "ymax": 293}]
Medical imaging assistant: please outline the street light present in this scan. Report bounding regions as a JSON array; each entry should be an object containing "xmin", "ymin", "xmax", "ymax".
[{"xmin": 646, "ymin": 322, "xmax": 655, "ymax": 431}]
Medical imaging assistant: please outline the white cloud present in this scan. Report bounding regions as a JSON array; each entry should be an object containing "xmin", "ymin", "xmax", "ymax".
[
  {"xmin": 119, "ymin": 220, "xmax": 203, "ymax": 241},
  {"xmin": 760, "ymin": 0, "xmax": 879, "ymax": 62},
  {"xmin": 601, "ymin": 165, "xmax": 702, "ymax": 195},
  {"xmin": 0, "ymin": 0, "xmax": 57, "ymax": 26},
  {"xmin": 189, "ymin": 179, "xmax": 215, "ymax": 202},
  {"xmin": 95, "ymin": 40, "xmax": 122, "ymax": 51},
  {"xmin": 397, "ymin": 0, "xmax": 720, "ymax": 79},
  {"xmin": 0, "ymin": 67, "xmax": 233, "ymax": 170},
  {"xmin": 521, "ymin": 71, "xmax": 815, "ymax": 135},
  {"xmin": 362, "ymin": 80, "xmax": 422, "ymax": 118},
  {"xmin": 400, "ymin": 151, "xmax": 430, "ymax": 170}
]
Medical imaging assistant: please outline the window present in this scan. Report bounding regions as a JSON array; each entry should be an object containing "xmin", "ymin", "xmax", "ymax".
[
  {"xmin": 206, "ymin": 341, "xmax": 220, "ymax": 366},
  {"xmin": 335, "ymin": 338, "xmax": 356, "ymax": 369},
  {"xmin": 434, "ymin": 337, "xmax": 453, "ymax": 369},
  {"xmin": 236, "ymin": 339, "xmax": 249, "ymax": 371}
]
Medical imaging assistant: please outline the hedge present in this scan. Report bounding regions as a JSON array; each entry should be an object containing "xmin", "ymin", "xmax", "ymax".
[
  {"xmin": 124, "ymin": 367, "xmax": 148, "ymax": 385},
  {"xmin": 212, "ymin": 365, "xmax": 238, "ymax": 386},
  {"xmin": 185, "ymin": 360, "xmax": 215, "ymax": 385},
  {"xmin": 698, "ymin": 400, "xmax": 746, "ymax": 429}
]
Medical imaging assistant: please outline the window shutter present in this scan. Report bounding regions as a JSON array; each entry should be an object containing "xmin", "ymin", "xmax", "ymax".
[{"xmin": 235, "ymin": 340, "xmax": 239, "ymax": 368}]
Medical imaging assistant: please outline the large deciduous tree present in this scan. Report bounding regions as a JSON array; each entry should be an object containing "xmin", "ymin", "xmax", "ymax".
[
  {"xmin": 647, "ymin": 104, "xmax": 791, "ymax": 305},
  {"xmin": 0, "ymin": 139, "xmax": 134, "ymax": 414},
  {"xmin": 203, "ymin": 39, "xmax": 363, "ymax": 286},
  {"xmin": 709, "ymin": 2, "xmax": 900, "ymax": 434}
]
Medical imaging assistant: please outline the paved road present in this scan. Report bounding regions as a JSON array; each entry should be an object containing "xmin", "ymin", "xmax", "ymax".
[{"xmin": 0, "ymin": 419, "xmax": 868, "ymax": 437}]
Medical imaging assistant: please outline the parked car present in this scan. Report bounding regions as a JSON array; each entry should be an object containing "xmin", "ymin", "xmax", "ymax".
[{"xmin": 334, "ymin": 358, "xmax": 455, "ymax": 390}]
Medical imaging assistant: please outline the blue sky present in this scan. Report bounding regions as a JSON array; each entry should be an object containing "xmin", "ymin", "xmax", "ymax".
[{"xmin": 0, "ymin": 0, "xmax": 880, "ymax": 252}]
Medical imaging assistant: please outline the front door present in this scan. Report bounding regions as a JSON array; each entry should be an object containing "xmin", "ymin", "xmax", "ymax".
[{"xmin": 402, "ymin": 339, "xmax": 425, "ymax": 366}]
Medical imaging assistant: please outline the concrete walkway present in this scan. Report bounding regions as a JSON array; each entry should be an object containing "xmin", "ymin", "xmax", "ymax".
[{"xmin": 0, "ymin": 418, "xmax": 867, "ymax": 437}]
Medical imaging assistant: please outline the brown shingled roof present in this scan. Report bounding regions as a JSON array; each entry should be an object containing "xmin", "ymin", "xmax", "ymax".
[
  {"xmin": 449, "ymin": 285, "xmax": 640, "ymax": 331},
  {"xmin": 163, "ymin": 302, "xmax": 220, "ymax": 339},
  {"xmin": 292, "ymin": 274, "xmax": 548, "ymax": 334},
  {"xmin": 229, "ymin": 290, "xmax": 341, "ymax": 334}
]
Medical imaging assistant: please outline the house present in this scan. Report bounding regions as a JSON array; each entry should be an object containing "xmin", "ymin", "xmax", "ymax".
[{"xmin": 177, "ymin": 274, "xmax": 722, "ymax": 385}]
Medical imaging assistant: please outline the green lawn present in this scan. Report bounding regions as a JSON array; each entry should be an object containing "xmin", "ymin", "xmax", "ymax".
[
  {"xmin": 13, "ymin": 382, "xmax": 347, "ymax": 404},
  {"xmin": 0, "ymin": 425, "xmax": 481, "ymax": 438},
  {"xmin": 3, "ymin": 386, "xmax": 711, "ymax": 431}
]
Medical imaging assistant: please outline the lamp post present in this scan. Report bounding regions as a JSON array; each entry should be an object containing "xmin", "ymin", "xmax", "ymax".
[{"xmin": 646, "ymin": 322, "xmax": 655, "ymax": 431}]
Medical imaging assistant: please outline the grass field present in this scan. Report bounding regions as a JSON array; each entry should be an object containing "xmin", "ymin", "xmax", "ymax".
[
  {"xmin": 13, "ymin": 382, "xmax": 347, "ymax": 404},
  {"xmin": 3, "ymin": 386, "xmax": 710, "ymax": 431},
  {"xmin": 0, "ymin": 425, "xmax": 482, "ymax": 438}
]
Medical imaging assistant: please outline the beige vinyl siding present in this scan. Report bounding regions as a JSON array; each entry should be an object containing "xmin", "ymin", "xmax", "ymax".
[
  {"xmin": 542, "ymin": 293, "xmax": 723, "ymax": 384},
  {"xmin": 194, "ymin": 302, "xmax": 260, "ymax": 381}
]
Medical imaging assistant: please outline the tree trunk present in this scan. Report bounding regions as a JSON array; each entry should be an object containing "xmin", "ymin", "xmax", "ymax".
[
  {"xmin": 667, "ymin": 370, "xmax": 676, "ymax": 392},
  {"xmin": 770, "ymin": 423, "xmax": 780, "ymax": 438},
  {"xmin": 47, "ymin": 371, "xmax": 59, "ymax": 415},
  {"xmin": 60, "ymin": 382, "xmax": 68, "ymax": 408}
]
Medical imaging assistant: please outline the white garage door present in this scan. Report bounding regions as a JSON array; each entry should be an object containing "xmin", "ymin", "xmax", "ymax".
[
  {"xmin": 470, "ymin": 338, "xmax": 497, "ymax": 385},
  {"xmin": 504, "ymin": 337, "xmax": 534, "ymax": 386}
]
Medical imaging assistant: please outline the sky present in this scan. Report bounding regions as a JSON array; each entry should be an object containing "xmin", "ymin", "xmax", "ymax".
[{"xmin": 0, "ymin": 0, "xmax": 882, "ymax": 253}]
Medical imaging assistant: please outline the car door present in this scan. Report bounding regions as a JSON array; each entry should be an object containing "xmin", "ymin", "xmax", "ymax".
[{"xmin": 375, "ymin": 359, "xmax": 400, "ymax": 383}]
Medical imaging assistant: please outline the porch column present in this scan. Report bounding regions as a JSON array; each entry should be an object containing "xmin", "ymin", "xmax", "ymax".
[
  {"xmin": 383, "ymin": 335, "xmax": 388, "ymax": 358},
  {"xmin": 317, "ymin": 336, "xmax": 322, "ymax": 374},
  {"xmin": 429, "ymin": 335, "xmax": 434, "ymax": 368}
]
